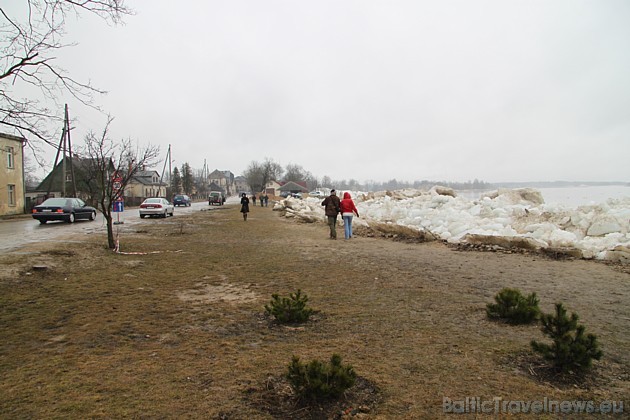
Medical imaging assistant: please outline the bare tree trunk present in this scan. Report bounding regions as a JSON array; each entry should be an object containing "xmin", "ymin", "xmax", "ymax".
[{"xmin": 105, "ymin": 213, "xmax": 115, "ymax": 250}]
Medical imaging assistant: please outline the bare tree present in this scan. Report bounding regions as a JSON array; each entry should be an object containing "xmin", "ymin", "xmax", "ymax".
[
  {"xmin": 303, "ymin": 171, "xmax": 317, "ymax": 191},
  {"xmin": 320, "ymin": 175, "xmax": 333, "ymax": 188},
  {"xmin": 192, "ymin": 167, "xmax": 207, "ymax": 199},
  {"xmin": 244, "ymin": 158, "xmax": 283, "ymax": 193},
  {"xmin": 384, "ymin": 178, "xmax": 400, "ymax": 190},
  {"xmin": 347, "ymin": 179, "xmax": 360, "ymax": 191},
  {"xmin": 260, "ymin": 158, "xmax": 283, "ymax": 191},
  {"xmin": 23, "ymin": 154, "xmax": 41, "ymax": 188},
  {"xmin": 283, "ymin": 163, "xmax": 307, "ymax": 182},
  {"xmin": 284, "ymin": 163, "xmax": 318, "ymax": 190},
  {"xmin": 0, "ymin": 1, "xmax": 132, "ymax": 163},
  {"xmin": 80, "ymin": 117, "xmax": 159, "ymax": 249},
  {"xmin": 243, "ymin": 161, "xmax": 263, "ymax": 193}
]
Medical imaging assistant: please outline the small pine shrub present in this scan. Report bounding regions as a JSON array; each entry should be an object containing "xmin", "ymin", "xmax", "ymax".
[
  {"xmin": 264, "ymin": 289, "xmax": 314, "ymax": 324},
  {"xmin": 287, "ymin": 354, "xmax": 356, "ymax": 400},
  {"xmin": 486, "ymin": 288, "xmax": 540, "ymax": 324},
  {"xmin": 531, "ymin": 303, "xmax": 603, "ymax": 373}
]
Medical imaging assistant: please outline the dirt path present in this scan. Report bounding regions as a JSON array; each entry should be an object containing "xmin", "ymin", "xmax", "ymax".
[{"xmin": 1, "ymin": 202, "xmax": 628, "ymax": 418}]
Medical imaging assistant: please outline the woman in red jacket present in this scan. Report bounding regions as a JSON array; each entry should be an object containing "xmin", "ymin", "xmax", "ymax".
[{"xmin": 340, "ymin": 192, "xmax": 359, "ymax": 240}]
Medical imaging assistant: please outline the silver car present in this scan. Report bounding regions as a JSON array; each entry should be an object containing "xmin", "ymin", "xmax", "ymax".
[
  {"xmin": 139, "ymin": 197, "xmax": 174, "ymax": 218},
  {"xmin": 308, "ymin": 191, "xmax": 325, "ymax": 198}
]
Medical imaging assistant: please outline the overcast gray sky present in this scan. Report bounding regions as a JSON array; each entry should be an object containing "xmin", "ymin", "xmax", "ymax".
[{"xmin": 54, "ymin": 1, "xmax": 630, "ymax": 183}]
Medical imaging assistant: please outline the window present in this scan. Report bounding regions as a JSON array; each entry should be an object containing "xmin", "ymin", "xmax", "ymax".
[
  {"xmin": 6, "ymin": 146, "xmax": 14, "ymax": 169},
  {"xmin": 8, "ymin": 184, "xmax": 16, "ymax": 206}
]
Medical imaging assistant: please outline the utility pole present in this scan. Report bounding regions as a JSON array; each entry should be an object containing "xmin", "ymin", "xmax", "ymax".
[
  {"xmin": 47, "ymin": 104, "xmax": 75, "ymax": 198},
  {"xmin": 159, "ymin": 144, "xmax": 172, "ymax": 197},
  {"xmin": 61, "ymin": 118, "xmax": 66, "ymax": 197},
  {"xmin": 65, "ymin": 105, "xmax": 77, "ymax": 197},
  {"xmin": 202, "ymin": 159, "xmax": 209, "ymax": 197},
  {"xmin": 202, "ymin": 159, "xmax": 208, "ymax": 185},
  {"xmin": 168, "ymin": 144, "xmax": 172, "ymax": 186}
]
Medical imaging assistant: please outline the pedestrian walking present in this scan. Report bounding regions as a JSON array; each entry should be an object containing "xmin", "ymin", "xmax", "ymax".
[
  {"xmin": 252, "ymin": 194, "xmax": 256, "ymax": 206},
  {"xmin": 264, "ymin": 194, "xmax": 269, "ymax": 207},
  {"xmin": 340, "ymin": 192, "xmax": 359, "ymax": 239},
  {"xmin": 240, "ymin": 193, "xmax": 250, "ymax": 221},
  {"xmin": 321, "ymin": 189, "xmax": 341, "ymax": 239}
]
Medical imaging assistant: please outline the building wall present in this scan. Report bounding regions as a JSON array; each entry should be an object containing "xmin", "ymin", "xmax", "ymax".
[
  {"xmin": 125, "ymin": 181, "xmax": 145, "ymax": 200},
  {"xmin": 124, "ymin": 173, "xmax": 167, "ymax": 206},
  {"xmin": 234, "ymin": 177, "xmax": 249, "ymax": 194},
  {"xmin": 0, "ymin": 134, "xmax": 26, "ymax": 216},
  {"xmin": 125, "ymin": 183, "xmax": 166, "ymax": 198},
  {"xmin": 209, "ymin": 170, "xmax": 235, "ymax": 196},
  {"xmin": 265, "ymin": 180, "xmax": 282, "ymax": 196}
]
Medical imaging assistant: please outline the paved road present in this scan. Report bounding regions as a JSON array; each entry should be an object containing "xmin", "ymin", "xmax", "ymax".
[{"xmin": 0, "ymin": 200, "xmax": 218, "ymax": 254}]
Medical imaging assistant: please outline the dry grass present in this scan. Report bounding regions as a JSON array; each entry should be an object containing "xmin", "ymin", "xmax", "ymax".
[{"xmin": 0, "ymin": 203, "xmax": 628, "ymax": 418}]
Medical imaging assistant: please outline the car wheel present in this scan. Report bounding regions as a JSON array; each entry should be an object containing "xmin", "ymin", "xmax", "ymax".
[
  {"xmin": 89, "ymin": 211, "xmax": 96, "ymax": 221},
  {"xmin": 162, "ymin": 211, "xmax": 167, "ymax": 218},
  {"xmin": 67, "ymin": 213, "xmax": 75, "ymax": 223},
  {"xmin": 140, "ymin": 214, "xmax": 145, "ymax": 219},
  {"xmin": 39, "ymin": 220, "xmax": 47, "ymax": 224}
]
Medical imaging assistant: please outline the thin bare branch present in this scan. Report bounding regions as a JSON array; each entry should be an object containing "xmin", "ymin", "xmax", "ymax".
[{"xmin": 1, "ymin": 0, "xmax": 132, "ymax": 161}]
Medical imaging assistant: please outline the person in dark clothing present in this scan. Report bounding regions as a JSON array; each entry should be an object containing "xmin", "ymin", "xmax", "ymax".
[
  {"xmin": 240, "ymin": 193, "xmax": 250, "ymax": 221},
  {"xmin": 321, "ymin": 189, "xmax": 341, "ymax": 239},
  {"xmin": 252, "ymin": 195, "xmax": 256, "ymax": 206}
]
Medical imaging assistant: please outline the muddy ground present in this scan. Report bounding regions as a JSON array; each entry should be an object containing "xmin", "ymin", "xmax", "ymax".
[{"xmin": 0, "ymin": 202, "xmax": 628, "ymax": 418}]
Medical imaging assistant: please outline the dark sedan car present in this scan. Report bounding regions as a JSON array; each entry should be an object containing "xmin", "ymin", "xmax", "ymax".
[
  {"xmin": 32, "ymin": 197, "xmax": 97, "ymax": 224},
  {"xmin": 173, "ymin": 194, "xmax": 192, "ymax": 206}
]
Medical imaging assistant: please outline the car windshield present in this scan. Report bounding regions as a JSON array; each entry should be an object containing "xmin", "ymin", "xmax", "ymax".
[
  {"xmin": 41, "ymin": 198, "xmax": 68, "ymax": 206},
  {"xmin": 174, "ymin": 195, "xmax": 184, "ymax": 199},
  {"xmin": 144, "ymin": 198, "xmax": 162, "ymax": 204}
]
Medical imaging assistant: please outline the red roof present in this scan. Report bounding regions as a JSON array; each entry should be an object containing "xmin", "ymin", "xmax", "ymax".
[{"xmin": 278, "ymin": 181, "xmax": 307, "ymax": 188}]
